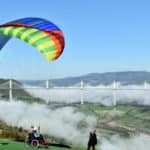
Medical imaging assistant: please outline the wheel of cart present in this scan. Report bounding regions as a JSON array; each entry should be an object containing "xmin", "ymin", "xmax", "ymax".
[
  {"xmin": 31, "ymin": 139, "xmax": 39, "ymax": 148},
  {"xmin": 25, "ymin": 129, "xmax": 49, "ymax": 148}
]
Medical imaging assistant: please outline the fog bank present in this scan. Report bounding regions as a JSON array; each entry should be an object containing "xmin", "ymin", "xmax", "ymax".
[{"xmin": 0, "ymin": 100, "xmax": 96, "ymax": 145}]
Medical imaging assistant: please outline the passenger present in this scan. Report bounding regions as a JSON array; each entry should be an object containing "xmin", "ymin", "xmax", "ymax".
[
  {"xmin": 33, "ymin": 127, "xmax": 44, "ymax": 141},
  {"xmin": 33, "ymin": 127, "xmax": 40, "ymax": 139},
  {"xmin": 27, "ymin": 126, "xmax": 45, "ymax": 145},
  {"xmin": 28, "ymin": 126, "xmax": 34, "ymax": 133},
  {"xmin": 27, "ymin": 126, "xmax": 34, "ymax": 144}
]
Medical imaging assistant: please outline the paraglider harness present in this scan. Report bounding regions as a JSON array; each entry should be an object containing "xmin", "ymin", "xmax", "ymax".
[
  {"xmin": 25, "ymin": 130, "xmax": 49, "ymax": 148},
  {"xmin": 25, "ymin": 126, "xmax": 71, "ymax": 149}
]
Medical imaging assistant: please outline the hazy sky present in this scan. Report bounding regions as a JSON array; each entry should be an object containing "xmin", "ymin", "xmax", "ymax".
[{"xmin": 0, "ymin": 0, "xmax": 150, "ymax": 79}]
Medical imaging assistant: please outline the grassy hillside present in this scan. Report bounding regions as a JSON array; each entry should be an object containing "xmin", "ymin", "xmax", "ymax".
[
  {"xmin": 0, "ymin": 79, "xmax": 45, "ymax": 104},
  {"xmin": 0, "ymin": 121, "xmax": 26, "ymax": 141},
  {"xmin": 74, "ymin": 103, "xmax": 150, "ymax": 137}
]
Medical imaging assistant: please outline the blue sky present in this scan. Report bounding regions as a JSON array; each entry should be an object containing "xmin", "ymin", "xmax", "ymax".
[{"xmin": 0, "ymin": 0, "xmax": 150, "ymax": 79}]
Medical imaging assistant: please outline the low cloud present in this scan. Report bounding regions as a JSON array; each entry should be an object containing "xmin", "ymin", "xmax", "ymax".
[
  {"xmin": 0, "ymin": 100, "xmax": 96, "ymax": 145},
  {"xmin": 24, "ymin": 83, "xmax": 150, "ymax": 105},
  {"xmin": 100, "ymin": 135, "xmax": 150, "ymax": 150}
]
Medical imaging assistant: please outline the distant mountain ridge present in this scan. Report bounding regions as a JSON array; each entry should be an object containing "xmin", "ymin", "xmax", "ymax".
[{"xmin": 22, "ymin": 71, "xmax": 150, "ymax": 86}]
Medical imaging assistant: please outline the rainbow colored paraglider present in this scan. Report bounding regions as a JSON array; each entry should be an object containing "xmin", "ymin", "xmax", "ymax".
[{"xmin": 0, "ymin": 17, "xmax": 65, "ymax": 61}]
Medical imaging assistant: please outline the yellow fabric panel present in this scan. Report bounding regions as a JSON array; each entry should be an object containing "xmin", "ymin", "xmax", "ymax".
[
  {"xmin": 3, "ymin": 27, "xmax": 13, "ymax": 35},
  {"xmin": 36, "ymin": 40, "xmax": 54, "ymax": 51},
  {"xmin": 20, "ymin": 28, "xmax": 37, "ymax": 40},
  {"xmin": 12, "ymin": 27, "xmax": 26, "ymax": 37},
  {"xmin": 28, "ymin": 32, "xmax": 47, "ymax": 44},
  {"xmin": 44, "ymin": 50, "xmax": 56, "ymax": 61}
]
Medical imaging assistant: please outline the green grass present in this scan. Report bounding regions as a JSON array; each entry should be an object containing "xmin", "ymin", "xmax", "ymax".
[
  {"xmin": 0, "ymin": 140, "xmax": 86, "ymax": 150},
  {"xmin": 75, "ymin": 104, "xmax": 150, "ymax": 137}
]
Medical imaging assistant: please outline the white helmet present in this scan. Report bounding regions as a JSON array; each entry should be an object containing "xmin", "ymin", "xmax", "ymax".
[{"xmin": 34, "ymin": 126, "xmax": 37, "ymax": 131}]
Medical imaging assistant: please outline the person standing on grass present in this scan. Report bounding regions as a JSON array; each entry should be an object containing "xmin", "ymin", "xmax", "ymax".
[{"xmin": 87, "ymin": 129, "xmax": 97, "ymax": 150}]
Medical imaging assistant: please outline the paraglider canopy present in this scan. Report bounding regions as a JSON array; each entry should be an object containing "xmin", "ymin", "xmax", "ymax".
[{"xmin": 0, "ymin": 17, "xmax": 65, "ymax": 61}]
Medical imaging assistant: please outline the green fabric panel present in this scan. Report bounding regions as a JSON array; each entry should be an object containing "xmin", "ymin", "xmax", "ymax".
[
  {"xmin": 40, "ymin": 45, "xmax": 56, "ymax": 54},
  {"xmin": 7, "ymin": 27, "xmax": 24, "ymax": 37},
  {"xmin": 15, "ymin": 28, "xmax": 29, "ymax": 39},
  {"xmin": 31, "ymin": 36, "xmax": 51, "ymax": 47},
  {"xmin": 25, "ymin": 31, "xmax": 42, "ymax": 42}
]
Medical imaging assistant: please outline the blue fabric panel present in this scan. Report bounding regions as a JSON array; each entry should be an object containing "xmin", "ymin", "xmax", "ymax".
[
  {"xmin": 19, "ymin": 18, "xmax": 43, "ymax": 24},
  {"xmin": 0, "ymin": 34, "xmax": 10, "ymax": 50}
]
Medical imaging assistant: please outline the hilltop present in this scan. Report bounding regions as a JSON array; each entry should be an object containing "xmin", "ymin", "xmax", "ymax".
[
  {"xmin": 0, "ymin": 79, "xmax": 45, "ymax": 103},
  {"xmin": 22, "ymin": 71, "xmax": 150, "ymax": 86}
]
